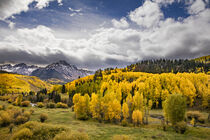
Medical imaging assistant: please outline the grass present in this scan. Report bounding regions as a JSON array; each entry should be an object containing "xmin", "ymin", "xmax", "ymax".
[{"xmin": 0, "ymin": 101, "xmax": 210, "ymax": 140}]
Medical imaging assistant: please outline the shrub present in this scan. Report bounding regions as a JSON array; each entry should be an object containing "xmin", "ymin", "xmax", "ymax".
[
  {"xmin": 112, "ymin": 135, "xmax": 130, "ymax": 140},
  {"xmin": 46, "ymin": 102, "xmax": 56, "ymax": 108},
  {"xmin": 9, "ymin": 123, "xmax": 14, "ymax": 133},
  {"xmin": 0, "ymin": 105, "xmax": 3, "ymax": 110},
  {"xmin": 11, "ymin": 128, "xmax": 32, "ymax": 140},
  {"xmin": 21, "ymin": 101, "xmax": 31, "ymax": 107},
  {"xmin": 163, "ymin": 94, "xmax": 186, "ymax": 125},
  {"xmin": 40, "ymin": 113, "xmax": 48, "ymax": 123},
  {"xmin": 54, "ymin": 131, "xmax": 89, "ymax": 140},
  {"xmin": 15, "ymin": 115, "xmax": 28, "ymax": 125},
  {"xmin": 8, "ymin": 98, "xmax": 13, "ymax": 103},
  {"xmin": 16, "ymin": 121, "xmax": 67, "ymax": 139},
  {"xmin": 121, "ymin": 119, "xmax": 128, "ymax": 127},
  {"xmin": 198, "ymin": 116, "xmax": 205, "ymax": 124},
  {"xmin": 29, "ymin": 109, "xmax": 35, "ymax": 114},
  {"xmin": 56, "ymin": 102, "xmax": 68, "ymax": 108},
  {"xmin": 23, "ymin": 111, "xmax": 31, "ymax": 121},
  {"xmin": 16, "ymin": 94, "xmax": 23, "ymax": 106},
  {"xmin": 174, "ymin": 121, "xmax": 187, "ymax": 134},
  {"xmin": 13, "ymin": 110, "xmax": 22, "ymax": 118},
  {"xmin": 187, "ymin": 111, "xmax": 202, "ymax": 121},
  {"xmin": 37, "ymin": 102, "xmax": 45, "ymax": 108},
  {"xmin": 0, "ymin": 111, "xmax": 12, "ymax": 126},
  {"xmin": 12, "ymin": 102, "xmax": 17, "ymax": 106}
]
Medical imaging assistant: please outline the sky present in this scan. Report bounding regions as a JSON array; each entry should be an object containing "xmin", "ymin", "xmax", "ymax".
[{"xmin": 0, "ymin": 0, "xmax": 210, "ymax": 70}]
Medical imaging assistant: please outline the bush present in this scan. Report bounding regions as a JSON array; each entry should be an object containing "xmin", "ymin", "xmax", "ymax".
[
  {"xmin": 54, "ymin": 131, "xmax": 89, "ymax": 140},
  {"xmin": 112, "ymin": 135, "xmax": 130, "ymax": 140},
  {"xmin": 0, "ymin": 105, "xmax": 3, "ymax": 110},
  {"xmin": 12, "ymin": 102, "xmax": 17, "ymax": 106},
  {"xmin": 15, "ymin": 115, "xmax": 28, "ymax": 125},
  {"xmin": 198, "ymin": 116, "xmax": 205, "ymax": 124},
  {"xmin": 40, "ymin": 113, "xmax": 48, "ymax": 123},
  {"xmin": 46, "ymin": 102, "xmax": 56, "ymax": 108},
  {"xmin": 8, "ymin": 98, "xmax": 13, "ymax": 103},
  {"xmin": 187, "ymin": 111, "xmax": 202, "ymax": 121},
  {"xmin": 0, "ymin": 111, "xmax": 12, "ymax": 126},
  {"xmin": 16, "ymin": 121, "xmax": 67, "ymax": 140},
  {"xmin": 56, "ymin": 102, "xmax": 68, "ymax": 108},
  {"xmin": 174, "ymin": 121, "xmax": 187, "ymax": 134},
  {"xmin": 37, "ymin": 102, "xmax": 45, "ymax": 108},
  {"xmin": 121, "ymin": 119, "xmax": 128, "ymax": 127},
  {"xmin": 21, "ymin": 101, "xmax": 31, "ymax": 107},
  {"xmin": 163, "ymin": 94, "xmax": 186, "ymax": 125},
  {"xmin": 11, "ymin": 128, "xmax": 32, "ymax": 140},
  {"xmin": 29, "ymin": 109, "xmax": 35, "ymax": 114},
  {"xmin": 23, "ymin": 111, "xmax": 31, "ymax": 121},
  {"xmin": 13, "ymin": 110, "xmax": 22, "ymax": 118}
]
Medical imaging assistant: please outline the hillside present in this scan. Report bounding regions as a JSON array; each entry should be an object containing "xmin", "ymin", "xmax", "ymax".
[
  {"xmin": 124, "ymin": 59, "xmax": 209, "ymax": 74},
  {"xmin": 60, "ymin": 69, "xmax": 209, "ymax": 108},
  {"xmin": 194, "ymin": 55, "xmax": 210, "ymax": 63},
  {"xmin": 0, "ymin": 73, "xmax": 52, "ymax": 94}
]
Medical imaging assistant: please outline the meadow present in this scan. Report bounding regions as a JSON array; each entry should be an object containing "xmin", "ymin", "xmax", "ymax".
[{"xmin": 0, "ymin": 101, "xmax": 210, "ymax": 140}]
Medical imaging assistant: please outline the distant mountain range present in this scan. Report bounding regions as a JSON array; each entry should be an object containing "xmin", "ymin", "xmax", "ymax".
[{"xmin": 0, "ymin": 60, "xmax": 93, "ymax": 83}]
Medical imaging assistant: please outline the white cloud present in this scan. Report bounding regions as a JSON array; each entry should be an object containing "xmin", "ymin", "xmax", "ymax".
[
  {"xmin": 188, "ymin": 0, "xmax": 206, "ymax": 14},
  {"xmin": 129, "ymin": 0, "xmax": 163, "ymax": 28},
  {"xmin": 153, "ymin": 0, "xmax": 182, "ymax": 5},
  {"xmin": 70, "ymin": 13, "xmax": 77, "ymax": 17},
  {"xmin": 0, "ymin": 0, "xmax": 33, "ymax": 20},
  {"xmin": 69, "ymin": 7, "xmax": 82, "ymax": 12},
  {"xmin": 0, "ymin": 0, "xmax": 209, "ymax": 68},
  {"xmin": 111, "ymin": 18, "xmax": 129, "ymax": 29},
  {"xmin": 8, "ymin": 21, "xmax": 15, "ymax": 29},
  {"xmin": 0, "ymin": 0, "xmax": 62, "ymax": 20}
]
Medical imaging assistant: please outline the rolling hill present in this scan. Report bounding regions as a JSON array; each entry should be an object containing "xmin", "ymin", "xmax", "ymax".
[{"xmin": 0, "ymin": 72, "xmax": 52, "ymax": 95}]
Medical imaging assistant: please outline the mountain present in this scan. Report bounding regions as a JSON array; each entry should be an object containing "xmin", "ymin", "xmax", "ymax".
[
  {"xmin": 0, "ymin": 73, "xmax": 52, "ymax": 94},
  {"xmin": 0, "ymin": 60, "xmax": 93, "ymax": 83},
  {"xmin": 0, "ymin": 63, "xmax": 38, "ymax": 75},
  {"xmin": 31, "ymin": 60, "xmax": 93, "ymax": 82}
]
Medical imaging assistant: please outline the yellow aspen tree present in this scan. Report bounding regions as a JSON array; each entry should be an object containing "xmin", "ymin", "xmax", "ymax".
[
  {"xmin": 132, "ymin": 110, "xmax": 143, "ymax": 126},
  {"xmin": 108, "ymin": 99, "xmax": 121, "ymax": 122},
  {"xmin": 84, "ymin": 94, "xmax": 90, "ymax": 116},
  {"xmin": 133, "ymin": 92, "xmax": 144, "ymax": 112},
  {"xmin": 122, "ymin": 102, "xmax": 129, "ymax": 121},
  {"xmin": 90, "ymin": 93, "xmax": 102, "ymax": 120}
]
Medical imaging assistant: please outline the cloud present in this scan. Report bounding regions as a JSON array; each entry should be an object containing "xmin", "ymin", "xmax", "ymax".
[
  {"xmin": 129, "ymin": 0, "xmax": 164, "ymax": 28},
  {"xmin": 0, "ymin": 0, "xmax": 62, "ymax": 20},
  {"xmin": 112, "ymin": 18, "xmax": 129, "ymax": 29},
  {"xmin": 153, "ymin": 0, "xmax": 180, "ymax": 5},
  {"xmin": 69, "ymin": 7, "xmax": 82, "ymax": 12},
  {"xmin": 187, "ymin": 0, "xmax": 206, "ymax": 14},
  {"xmin": 8, "ymin": 21, "xmax": 15, "ymax": 29},
  {"xmin": 68, "ymin": 7, "xmax": 83, "ymax": 17},
  {"xmin": 0, "ymin": 0, "xmax": 33, "ymax": 20},
  {"xmin": 0, "ymin": 0, "xmax": 209, "ymax": 69}
]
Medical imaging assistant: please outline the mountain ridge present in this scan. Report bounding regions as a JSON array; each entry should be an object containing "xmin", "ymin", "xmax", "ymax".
[{"xmin": 0, "ymin": 60, "xmax": 93, "ymax": 83}]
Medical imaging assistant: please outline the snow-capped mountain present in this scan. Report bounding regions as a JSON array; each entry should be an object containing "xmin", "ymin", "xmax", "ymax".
[
  {"xmin": 0, "ymin": 60, "xmax": 93, "ymax": 82},
  {"xmin": 31, "ymin": 60, "xmax": 93, "ymax": 82},
  {"xmin": 0, "ymin": 63, "xmax": 38, "ymax": 75}
]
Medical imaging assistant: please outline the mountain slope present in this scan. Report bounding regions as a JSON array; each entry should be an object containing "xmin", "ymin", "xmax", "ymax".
[
  {"xmin": 194, "ymin": 55, "xmax": 210, "ymax": 63},
  {"xmin": 0, "ymin": 60, "xmax": 93, "ymax": 83},
  {"xmin": 0, "ymin": 73, "xmax": 52, "ymax": 94},
  {"xmin": 0, "ymin": 63, "xmax": 38, "ymax": 75},
  {"xmin": 31, "ymin": 60, "xmax": 93, "ymax": 82}
]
